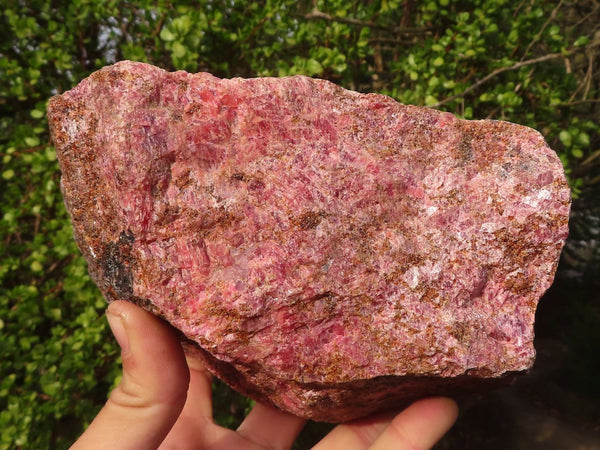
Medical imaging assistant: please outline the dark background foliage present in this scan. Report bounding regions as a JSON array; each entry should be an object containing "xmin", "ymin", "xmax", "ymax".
[{"xmin": 1, "ymin": 0, "xmax": 598, "ymax": 448}]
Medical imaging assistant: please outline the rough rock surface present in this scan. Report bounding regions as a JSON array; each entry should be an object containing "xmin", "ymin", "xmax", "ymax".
[{"xmin": 47, "ymin": 61, "xmax": 570, "ymax": 422}]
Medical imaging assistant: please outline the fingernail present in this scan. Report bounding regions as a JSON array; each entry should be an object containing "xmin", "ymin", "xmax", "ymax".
[{"xmin": 106, "ymin": 308, "xmax": 130, "ymax": 354}]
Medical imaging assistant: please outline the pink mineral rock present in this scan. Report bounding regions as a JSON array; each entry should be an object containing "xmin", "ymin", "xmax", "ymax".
[{"xmin": 48, "ymin": 61, "xmax": 570, "ymax": 422}]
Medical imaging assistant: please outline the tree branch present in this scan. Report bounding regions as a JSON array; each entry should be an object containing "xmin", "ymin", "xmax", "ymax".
[{"xmin": 430, "ymin": 40, "xmax": 600, "ymax": 108}]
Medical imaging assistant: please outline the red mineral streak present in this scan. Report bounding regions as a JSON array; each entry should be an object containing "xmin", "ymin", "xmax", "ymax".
[{"xmin": 48, "ymin": 61, "xmax": 570, "ymax": 422}]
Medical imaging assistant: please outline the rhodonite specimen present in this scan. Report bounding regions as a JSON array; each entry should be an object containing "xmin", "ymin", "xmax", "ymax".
[{"xmin": 47, "ymin": 61, "xmax": 570, "ymax": 422}]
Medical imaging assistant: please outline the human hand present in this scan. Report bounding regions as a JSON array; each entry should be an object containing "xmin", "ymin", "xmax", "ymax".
[{"xmin": 71, "ymin": 300, "xmax": 458, "ymax": 449}]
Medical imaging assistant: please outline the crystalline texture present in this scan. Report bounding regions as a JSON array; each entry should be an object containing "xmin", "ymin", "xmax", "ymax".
[{"xmin": 47, "ymin": 61, "xmax": 570, "ymax": 422}]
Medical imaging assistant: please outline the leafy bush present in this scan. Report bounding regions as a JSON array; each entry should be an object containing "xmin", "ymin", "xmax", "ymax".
[{"xmin": 1, "ymin": 0, "xmax": 598, "ymax": 448}]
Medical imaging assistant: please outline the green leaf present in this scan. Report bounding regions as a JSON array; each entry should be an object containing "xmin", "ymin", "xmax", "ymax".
[
  {"xmin": 432, "ymin": 56, "xmax": 444, "ymax": 67},
  {"xmin": 425, "ymin": 95, "xmax": 438, "ymax": 105},
  {"xmin": 24, "ymin": 136, "xmax": 40, "ymax": 147},
  {"xmin": 548, "ymin": 25, "xmax": 560, "ymax": 36},
  {"xmin": 30, "ymin": 109, "xmax": 44, "ymax": 119},
  {"xmin": 559, "ymin": 130, "xmax": 572, "ymax": 147},
  {"xmin": 160, "ymin": 28, "xmax": 176, "ymax": 42},
  {"xmin": 171, "ymin": 41, "xmax": 187, "ymax": 58},
  {"xmin": 457, "ymin": 12, "xmax": 470, "ymax": 22},
  {"xmin": 171, "ymin": 15, "xmax": 192, "ymax": 35},
  {"xmin": 576, "ymin": 131, "xmax": 590, "ymax": 147},
  {"xmin": 305, "ymin": 58, "xmax": 323, "ymax": 76}
]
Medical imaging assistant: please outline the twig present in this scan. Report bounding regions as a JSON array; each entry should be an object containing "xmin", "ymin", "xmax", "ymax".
[
  {"xmin": 575, "ymin": 3, "xmax": 600, "ymax": 27},
  {"xmin": 560, "ymin": 98, "xmax": 600, "ymax": 106},
  {"xmin": 305, "ymin": 9, "xmax": 382, "ymax": 28},
  {"xmin": 512, "ymin": 0, "xmax": 529, "ymax": 18},
  {"xmin": 0, "ymin": 144, "xmax": 46, "ymax": 157},
  {"xmin": 521, "ymin": 0, "xmax": 564, "ymax": 61},
  {"xmin": 152, "ymin": 12, "xmax": 167, "ymax": 39},
  {"xmin": 582, "ymin": 47, "xmax": 594, "ymax": 99},
  {"xmin": 568, "ymin": 44, "xmax": 597, "ymax": 102},
  {"xmin": 304, "ymin": 8, "xmax": 429, "ymax": 35},
  {"xmin": 369, "ymin": 35, "xmax": 431, "ymax": 45},
  {"xmin": 588, "ymin": 174, "xmax": 600, "ymax": 186},
  {"xmin": 581, "ymin": 149, "xmax": 600, "ymax": 167}
]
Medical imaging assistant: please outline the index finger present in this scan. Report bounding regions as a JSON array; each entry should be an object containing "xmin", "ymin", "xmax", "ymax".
[
  {"xmin": 370, "ymin": 397, "xmax": 458, "ymax": 450},
  {"xmin": 313, "ymin": 397, "xmax": 458, "ymax": 450},
  {"xmin": 237, "ymin": 403, "xmax": 306, "ymax": 450}
]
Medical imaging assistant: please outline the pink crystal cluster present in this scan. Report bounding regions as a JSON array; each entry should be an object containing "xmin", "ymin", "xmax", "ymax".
[{"xmin": 48, "ymin": 61, "xmax": 570, "ymax": 422}]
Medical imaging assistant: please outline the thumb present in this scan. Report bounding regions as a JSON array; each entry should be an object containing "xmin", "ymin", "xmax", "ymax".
[{"xmin": 71, "ymin": 301, "xmax": 190, "ymax": 450}]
